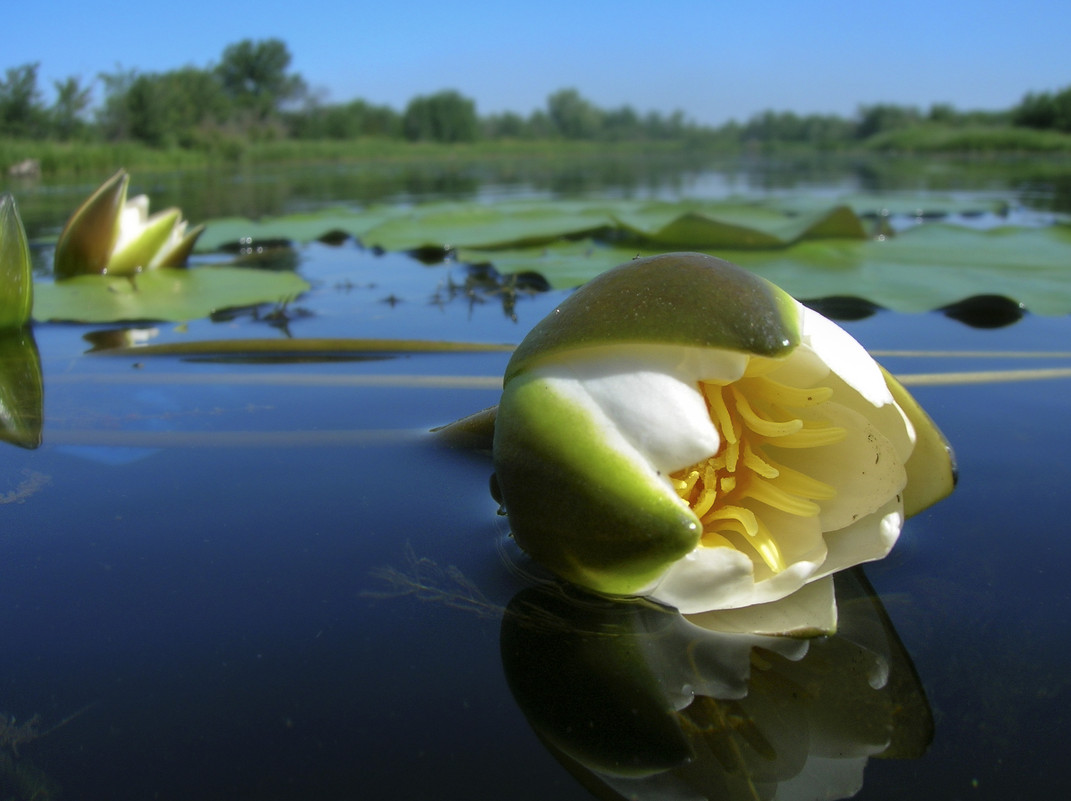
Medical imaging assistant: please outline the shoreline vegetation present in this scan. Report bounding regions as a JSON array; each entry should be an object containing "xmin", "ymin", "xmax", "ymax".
[
  {"xmin": 4, "ymin": 128, "xmax": 1071, "ymax": 179},
  {"xmin": 3, "ymin": 37, "xmax": 1071, "ymax": 177}
]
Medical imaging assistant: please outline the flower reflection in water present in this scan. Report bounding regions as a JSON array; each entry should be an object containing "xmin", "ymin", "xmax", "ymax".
[{"xmin": 500, "ymin": 569, "xmax": 932, "ymax": 801}]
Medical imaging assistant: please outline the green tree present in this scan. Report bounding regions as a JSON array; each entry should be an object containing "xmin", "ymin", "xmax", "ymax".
[
  {"xmin": 855, "ymin": 103, "xmax": 921, "ymax": 139},
  {"xmin": 0, "ymin": 63, "xmax": 46, "ymax": 138},
  {"xmin": 601, "ymin": 105, "xmax": 641, "ymax": 141},
  {"xmin": 546, "ymin": 88, "xmax": 602, "ymax": 139},
  {"xmin": 483, "ymin": 110, "xmax": 529, "ymax": 139},
  {"xmin": 402, "ymin": 90, "xmax": 478, "ymax": 142},
  {"xmin": 50, "ymin": 76, "xmax": 93, "ymax": 140},
  {"xmin": 100, "ymin": 67, "xmax": 229, "ymax": 146},
  {"xmin": 289, "ymin": 98, "xmax": 402, "ymax": 139},
  {"xmin": 97, "ymin": 67, "xmax": 141, "ymax": 140},
  {"xmin": 216, "ymin": 38, "xmax": 306, "ymax": 120},
  {"xmin": 1013, "ymin": 87, "xmax": 1071, "ymax": 132}
]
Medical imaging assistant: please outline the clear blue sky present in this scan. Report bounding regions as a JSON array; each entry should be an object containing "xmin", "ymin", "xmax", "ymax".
[{"xmin": 8, "ymin": 0, "xmax": 1071, "ymax": 126}]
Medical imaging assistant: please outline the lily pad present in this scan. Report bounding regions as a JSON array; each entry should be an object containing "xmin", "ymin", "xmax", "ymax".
[
  {"xmin": 181, "ymin": 198, "xmax": 1071, "ymax": 313},
  {"xmin": 196, "ymin": 208, "xmax": 401, "ymax": 251},
  {"xmin": 613, "ymin": 202, "xmax": 868, "ymax": 248},
  {"xmin": 359, "ymin": 200, "xmax": 621, "ymax": 252},
  {"xmin": 33, "ymin": 266, "xmax": 310, "ymax": 323},
  {"xmin": 457, "ymin": 224, "xmax": 1071, "ymax": 313},
  {"xmin": 729, "ymin": 224, "xmax": 1071, "ymax": 314},
  {"xmin": 194, "ymin": 198, "xmax": 871, "ymax": 254}
]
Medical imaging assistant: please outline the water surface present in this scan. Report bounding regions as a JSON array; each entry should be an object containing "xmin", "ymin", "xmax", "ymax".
[{"xmin": 1, "ymin": 157, "xmax": 1069, "ymax": 800}]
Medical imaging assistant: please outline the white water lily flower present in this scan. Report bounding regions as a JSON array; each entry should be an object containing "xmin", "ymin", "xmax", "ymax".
[
  {"xmin": 492, "ymin": 252, "xmax": 955, "ymax": 614},
  {"xmin": 54, "ymin": 169, "xmax": 204, "ymax": 278}
]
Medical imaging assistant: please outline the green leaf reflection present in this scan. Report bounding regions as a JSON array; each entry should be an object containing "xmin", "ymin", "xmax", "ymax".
[{"xmin": 0, "ymin": 329, "xmax": 43, "ymax": 449}]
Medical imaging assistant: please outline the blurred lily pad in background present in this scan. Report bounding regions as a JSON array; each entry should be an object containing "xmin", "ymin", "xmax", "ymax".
[
  {"xmin": 187, "ymin": 196, "xmax": 1071, "ymax": 314},
  {"xmin": 32, "ymin": 266, "xmax": 310, "ymax": 323}
]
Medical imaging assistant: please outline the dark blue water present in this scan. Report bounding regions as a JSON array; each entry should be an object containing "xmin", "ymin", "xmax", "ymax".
[{"xmin": 2, "ymin": 241, "xmax": 1070, "ymax": 799}]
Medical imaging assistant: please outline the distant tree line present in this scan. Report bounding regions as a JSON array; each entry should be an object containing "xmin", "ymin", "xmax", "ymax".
[{"xmin": 2, "ymin": 38, "xmax": 1069, "ymax": 151}]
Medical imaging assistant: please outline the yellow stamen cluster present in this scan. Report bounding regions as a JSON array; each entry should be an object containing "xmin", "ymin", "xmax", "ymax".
[{"xmin": 670, "ymin": 360, "xmax": 846, "ymax": 574}]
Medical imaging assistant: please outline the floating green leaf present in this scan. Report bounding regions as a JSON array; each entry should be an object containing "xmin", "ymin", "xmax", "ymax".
[
  {"xmin": 196, "ymin": 208, "xmax": 400, "ymax": 251},
  {"xmin": 182, "ymin": 198, "xmax": 1071, "ymax": 313},
  {"xmin": 359, "ymin": 200, "xmax": 620, "ymax": 252},
  {"xmin": 196, "ymin": 198, "xmax": 870, "ymax": 254},
  {"xmin": 457, "ymin": 224, "xmax": 1071, "ymax": 313},
  {"xmin": 613, "ymin": 202, "xmax": 867, "ymax": 248},
  {"xmin": 32, "ymin": 266, "xmax": 310, "ymax": 323}
]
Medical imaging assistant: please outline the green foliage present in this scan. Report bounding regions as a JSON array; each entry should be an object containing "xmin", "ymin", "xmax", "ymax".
[
  {"xmin": 403, "ymin": 90, "xmax": 479, "ymax": 143},
  {"xmin": 855, "ymin": 103, "xmax": 922, "ymax": 139},
  {"xmin": 216, "ymin": 38, "xmax": 306, "ymax": 120},
  {"xmin": 124, "ymin": 69, "xmax": 231, "ymax": 147},
  {"xmin": 1012, "ymin": 86, "xmax": 1071, "ymax": 133},
  {"xmin": 1, "ymin": 63, "xmax": 96, "ymax": 142},
  {"xmin": 741, "ymin": 110, "xmax": 856, "ymax": 149},
  {"xmin": 866, "ymin": 124, "xmax": 1071, "ymax": 153},
  {"xmin": 547, "ymin": 88, "xmax": 603, "ymax": 139},
  {"xmin": 0, "ymin": 63, "xmax": 46, "ymax": 139},
  {"xmin": 287, "ymin": 99, "xmax": 402, "ymax": 140},
  {"xmin": 3, "ymin": 39, "xmax": 1071, "ymax": 163},
  {"xmin": 50, "ymin": 76, "xmax": 93, "ymax": 140}
]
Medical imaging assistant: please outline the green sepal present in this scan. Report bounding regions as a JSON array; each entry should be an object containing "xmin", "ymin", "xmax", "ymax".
[
  {"xmin": 108, "ymin": 208, "xmax": 181, "ymax": 275},
  {"xmin": 155, "ymin": 222, "xmax": 206, "ymax": 268},
  {"xmin": 430, "ymin": 405, "xmax": 498, "ymax": 451},
  {"xmin": 881, "ymin": 366, "xmax": 957, "ymax": 516},
  {"xmin": 54, "ymin": 169, "xmax": 127, "ymax": 278},
  {"xmin": 504, "ymin": 252, "xmax": 800, "ymax": 383},
  {"xmin": 0, "ymin": 193, "xmax": 33, "ymax": 329},
  {"xmin": 493, "ymin": 371, "xmax": 701, "ymax": 596}
]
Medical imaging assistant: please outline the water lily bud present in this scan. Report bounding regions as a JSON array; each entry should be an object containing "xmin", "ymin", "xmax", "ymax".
[
  {"xmin": 492, "ymin": 252, "xmax": 955, "ymax": 613},
  {"xmin": 53, "ymin": 169, "xmax": 204, "ymax": 278},
  {"xmin": 0, "ymin": 192, "xmax": 33, "ymax": 329}
]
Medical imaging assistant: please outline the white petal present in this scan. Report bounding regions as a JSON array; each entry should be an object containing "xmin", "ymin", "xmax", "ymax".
[
  {"xmin": 646, "ymin": 512, "xmax": 826, "ymax": 613},
  {"xmin": 814, "ymin": 496, "xmax": 904, "ymax": 580},
  {"xmin": 684, "ymin": 576, "xmax": 838, "ymax": 636},
  {"xmin": 534, "ymin": 344, "xmax": 748, "ymax": 474},
  {"xmin": 773, "ymin": 402, "xmax": 908, "ymax": 532},
  {"xmin": 645, "ymin": 545, "xmax": 760, "ymax": 612},
  {"xmin": 114, "ymin": 196, "xmax": 151, "ymax": 253},
  {"xmin": 797, "ymin": 302, "xmax": 895, "ymax": 409}
]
